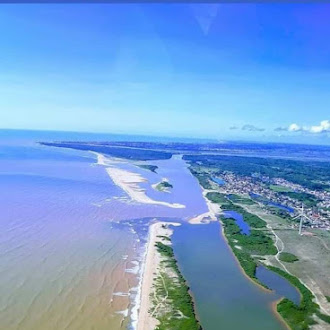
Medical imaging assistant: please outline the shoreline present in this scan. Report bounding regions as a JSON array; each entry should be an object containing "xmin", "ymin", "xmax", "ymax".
[
  {"xmin": 94, "ymin": 152, "xmax": 185, "ymax": 209},
  {"xmin": 136, "ymin": 221, "xmax": 181, "ymax": 330},
  {"xmin": 189, "ymin": 187, "xmax": 220, "ymax": 224},
  {"xmin": 105, "ymin": 167, "xmax": 185, "ymax": 209},
  {"xmin": 271, "ymin": 298, "xmax": 291, "ymax": 330},
  {"xmin": 218, "ymin": 218, "xmax": 273, "ymax": 294},
  {"xmin": 185, "ymin": 166, "xmax": 292, "ymax": 327}
]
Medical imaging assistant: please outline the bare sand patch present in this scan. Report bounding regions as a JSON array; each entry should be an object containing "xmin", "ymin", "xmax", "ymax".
[
  {"xmin": 106, "ymin": 167, "xmax": 184, "ymax": 209},
  {"xmin": 189, "ymin": 188, "xmax": 220, "ymax": 224}
]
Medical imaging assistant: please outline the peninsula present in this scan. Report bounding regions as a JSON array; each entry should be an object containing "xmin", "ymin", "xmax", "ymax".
[{"xmin": 137, "ymin": 222, "xmax": 201, "ymax": 330}]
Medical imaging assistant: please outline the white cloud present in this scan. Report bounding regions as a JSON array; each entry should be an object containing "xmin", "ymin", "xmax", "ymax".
[
  {"xmin": 288, "ymin": 123, "xmax": 302, "ymax": 132},
  {"xmin": 279, "ymin": 120, "xmax": 330, "ymax": 134},
  {"xmin": 309, "ymin": 120, "xmax": 330, "ymax": 133}
]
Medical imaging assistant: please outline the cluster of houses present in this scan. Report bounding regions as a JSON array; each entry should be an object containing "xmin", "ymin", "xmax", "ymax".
[{"xmin": 211, "ymin": 171, "xmax": 330, "ymax": 231}]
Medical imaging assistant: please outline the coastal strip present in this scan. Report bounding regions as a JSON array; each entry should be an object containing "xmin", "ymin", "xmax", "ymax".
[{"xmin": 137, "ymin": 222, "xmax": 201, "ymax": 330}]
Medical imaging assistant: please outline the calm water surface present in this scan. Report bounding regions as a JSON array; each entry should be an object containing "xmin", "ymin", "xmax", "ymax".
[
  {"xmin": 0, "ymin": 131, "xmax": 298, "ymax": 330},
  {"xmin": 222, "ymin": 210, "xmax": 251, "ymax": 235},
  {"xmin": 172, "ymin": 222, "xmax": 289, "ymax": 330},
  {"xmin": 211, "ymin": 177, "xmax": 225, "ymax": 186},
  {"xmin": 256, "ymin": 266, "xmax": 301, "ymax": 306}
]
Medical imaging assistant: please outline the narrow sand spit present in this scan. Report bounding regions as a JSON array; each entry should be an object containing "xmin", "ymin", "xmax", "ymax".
[
  {"xmin": 105, "ymin": 167, "xmax": 185, "ymax": 209},
  {"xmin": 189, "ymin": 188, "xmax": 220, "ymax": 224},
  {"xmin": 137, "ymin": 222, "xmax": 180, "ymax": 330},
  {"xmin": 91, "ymin": 152, "xmax": 123, "ymax": 166}
]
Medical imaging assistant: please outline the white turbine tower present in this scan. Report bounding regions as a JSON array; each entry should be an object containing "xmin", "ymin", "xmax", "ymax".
[{"xmin": 292, "ymin": 203, "xmax": 312, "ymax": 235}]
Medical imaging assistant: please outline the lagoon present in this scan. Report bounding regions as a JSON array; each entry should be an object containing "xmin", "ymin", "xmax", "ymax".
[
  {"xmin": 222, "ymin": 210, "xmax": 251, "ymax": 235},
  {"xmin": 211, "ymin": 176, "xmax": 225, "ymax": 186},
  {"xmin": 171, "ymin": 222, "xmax": 286, "ymax": 330}
]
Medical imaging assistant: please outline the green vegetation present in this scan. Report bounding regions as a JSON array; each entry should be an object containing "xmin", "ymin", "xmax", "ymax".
[
  {"xmin": 153, "ymin": 241, "xmax": 201, "ymax": 330},
  {"xmin": 267, "ymin": 266, "xmax": 330, "ymax": 329},
  {"xmin": 326, "ymin": 296, "xmax": 330, "ymax": 303},
  {"xmin": 206, "ymin": 191, "xmax": 267, "ymax": 229},
  {"xmin": 189, "ymin": 159, "xmax": 330, "ymax": 330},
  {"xmin": 279, "ymin": 252, "xmax": 299, "ymax": 263},
  {"xmin": 267, "ymin": 206, "xmax": 292, "ymax": 220},
  {"xmin": 220, "ymin": 206, "xmax": 329, "ymax": 329},
  {"xmin": 222, "ymin": 217, "xmax": 277, "ymax": 256},
  {"xmin": 279, "ymin": 192, "xmax": 319, "ymax": 208},
  {"xmin": 317, "ymin": 312, "xmax": 330, "ymax": 324},
  {"xmin": 220, "ymin": 217, "xmax": 274, "ymax": 290},
  {"xmin": 228, "ymin": 194, "xmax": 256, "ymax": 205},
  {"xmin": 223, "ymin": 204, "xmax": 267, "ymax": 229},
  {"xmin": 206, "ymin": 192, "xmax": 231, "ymax": 207},
  {"xmin": 270, "ymin": 184, "xmax": 293, "ymax": 192},
  {"xmin": 41, "ymin": 142, "xmax": 172, "ymax": 160},
  {"xmin": 156, "ymin": 235, "xmax": 171, "ymax": 241},
  {"xmin": 155, "ymin": 180, "xmax": 173, "ymax": 192},
  {"xmin": 184, "ymin": 154, "xmax": 330, "ymax": 191},
  {"xmin": 189, "ymin": 167, "xmax": 212, "ymax": 189},
  {"xmin": 138, "ymin": 164, "xmax": 158, "ymax": 173}
]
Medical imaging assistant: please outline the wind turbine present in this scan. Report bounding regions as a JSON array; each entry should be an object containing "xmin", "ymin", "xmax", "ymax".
[{"xmin": 292, "ymin": 203, "xmax": 312, "ymax": 235}]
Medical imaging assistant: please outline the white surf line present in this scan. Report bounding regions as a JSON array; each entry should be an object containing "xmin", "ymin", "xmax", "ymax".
[{"xmin": 268, "ymin": 224, "xmax": 330, "ymax": 315}]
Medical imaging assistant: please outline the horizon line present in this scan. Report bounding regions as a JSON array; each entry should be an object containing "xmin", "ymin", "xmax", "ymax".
[{"xmin": 1, "ymin": 127, "xmax": 330, "ymax": 147}]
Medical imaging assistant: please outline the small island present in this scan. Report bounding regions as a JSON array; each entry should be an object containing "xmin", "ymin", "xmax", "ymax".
[
  {"xmin": 137, "ymin": 164, "xmax": 158, "ymax": 173},
  {"xmin": 153, "ymin": 179, "xmax": 173, "ymax": 192}
]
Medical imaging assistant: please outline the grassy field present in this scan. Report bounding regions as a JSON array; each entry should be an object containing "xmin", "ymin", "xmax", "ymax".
[
  {"xmin": 269, "ymin": 185, "xmax": 293, "ymax": 192},
  {"xmin": 239, "ymin": 203, "xmax": 330, "ymax": 320},
  {"xmin": 279, "ymin": 252, "xmax": 299, "ymax": 263},
  {"xmin": 228, "ymin": 194, "xmax": 256, "ymax": 205}
]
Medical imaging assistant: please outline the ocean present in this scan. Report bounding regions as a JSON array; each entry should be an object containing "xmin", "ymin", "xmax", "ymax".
[
  {"xmin": 0, "ymin": 130, "xmax": 208, "ymax": 330},
  {"xmin": 0, "ymin": 130, "xmax": 296, "ymax": 330}
]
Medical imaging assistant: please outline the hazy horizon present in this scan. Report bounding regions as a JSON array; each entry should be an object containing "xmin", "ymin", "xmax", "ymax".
[{"xmin": 2, "ymin": 127, "xmax": 330, "ymax": 147}]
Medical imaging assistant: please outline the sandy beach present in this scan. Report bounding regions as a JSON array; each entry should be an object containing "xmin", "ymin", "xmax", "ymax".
[
  {"xmin": 189, "ymin": 188, "xmax": 220, "ymax": 224},
  {"xmin": 137, "ymin": 222, "xmax": 180, "ymax": 330},
  {"xmin": 92, "ymin": 151, "xmax": 124, "ymax": 166},
  {"xmin": 105, "ymin": 166, "xmax": 185, "ymax": 209}
]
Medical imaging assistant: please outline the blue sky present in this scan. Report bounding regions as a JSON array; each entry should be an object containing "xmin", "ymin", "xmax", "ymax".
[{"xmin": 0, "ymin": 4, "xmax": 330, "ymax": 144}]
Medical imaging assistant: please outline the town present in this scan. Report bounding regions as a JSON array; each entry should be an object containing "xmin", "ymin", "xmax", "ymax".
[{"xmin": 209, "ymin": 171, "xmax": 330, "ymax": 231}]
